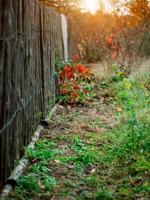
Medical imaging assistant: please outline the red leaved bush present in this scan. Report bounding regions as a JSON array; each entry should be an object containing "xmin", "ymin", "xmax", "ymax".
[
  {"xmin": 76, "ymin": 64, "xmax": 87, "ymax": 73},
  {"xmin": 60, "ymin": 63, "xmax": 93, "ymax": 81},
  {"xmin": 57, "ymin": 57, "xmax": 95, "ymax": 104},
  {"xmin": 60, "ymin": 66, "xmax": 74, "ymax": 81}
]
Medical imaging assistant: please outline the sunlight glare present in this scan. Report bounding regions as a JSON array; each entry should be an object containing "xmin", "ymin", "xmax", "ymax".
[{"xmin": 83, "ymin": 0, "xmax": 99, "ymax": 14}]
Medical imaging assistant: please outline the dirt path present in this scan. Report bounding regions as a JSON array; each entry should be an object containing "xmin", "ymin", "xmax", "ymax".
[
  {"xmin": 87, "ymin": 62, "xmax": 111, "ymax": 79},
  {"xmin": 6, "ymin": 62, "xmax": 150, "ymax": 200},
  {"xmin": 40, "ymin": 99, "xmax": 117, "ymax": 200},
  {"xmin": 7, "ymin": 84, "xmax": 120, "ymax": 200},
  {"xmin": 133, "ymin": 57, "xmax": 150, "ymax": 75}
]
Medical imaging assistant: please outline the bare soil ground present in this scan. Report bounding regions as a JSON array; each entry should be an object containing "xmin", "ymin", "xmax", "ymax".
[{"xmin": 87, "ymin": 62, "xmax": 111, "ymax": 79}]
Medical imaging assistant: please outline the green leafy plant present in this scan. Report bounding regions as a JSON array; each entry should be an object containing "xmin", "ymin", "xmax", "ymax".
[
  {"xmin": 111, "ymin": 64, "xmax": 129, "ymax": 82},
  {"xmin": 94, "ymin": 189, "xmax": 115, "ymax": 200},
  {"xmin": 104, "ymin": 73, "xmax": 150, "ymax": 162},
  {"xmin": 18, "ymin": 176, "xmax": 40, "ymax": 192}
]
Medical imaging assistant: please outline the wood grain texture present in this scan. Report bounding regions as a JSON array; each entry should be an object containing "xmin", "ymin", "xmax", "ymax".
[{"xmin": 0, "ymin": 0, "xmax": 64, "ymax": 187}]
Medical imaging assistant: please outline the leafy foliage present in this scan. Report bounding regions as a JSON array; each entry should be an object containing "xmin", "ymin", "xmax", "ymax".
[
  {"xmin": 56, "ymin": 56, "xmax": 95, "ymax": 104},
  {"xmin": 127, "ymin": 0, "xmax": 150, "ymax": 23}
]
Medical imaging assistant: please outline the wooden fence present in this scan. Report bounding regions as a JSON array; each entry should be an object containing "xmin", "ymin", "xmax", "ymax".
[
  {"xmin": 68, "ymin": 17, "xmax": 79, "ymax": 58},
  {"xmin": 0, "ymin": 0, "xmax": 64, "ymax": 186}
]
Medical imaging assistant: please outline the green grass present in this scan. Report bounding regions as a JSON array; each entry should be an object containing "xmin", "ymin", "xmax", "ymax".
[{"xmin": 104, "ymin": 74, "xmax": 150, "ymax": 161}]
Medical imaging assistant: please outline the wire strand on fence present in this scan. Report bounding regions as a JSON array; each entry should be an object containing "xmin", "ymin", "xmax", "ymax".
[
  {"xmin": 0, "ymin": 28, "xmax": 59, "ymax": 42},
  {"xmin": 0, "ymin": 80, "xmax": 41, "ymax": 135},
  {"xmin": 0, "ymin": 75, "xmax": 56, "ymax": 136},
  {"xmin": 0, "ymin": 5, "xmax": 65, "ymax": 135},
  {"xmin": 0, "ymin": 25, "xmax": 68, "ymax": 135}
]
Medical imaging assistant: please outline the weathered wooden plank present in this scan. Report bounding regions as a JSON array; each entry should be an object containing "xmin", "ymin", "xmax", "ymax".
[{"xmin": 0, "ymin": 0, "xmax": 67, "ymax": 186}]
